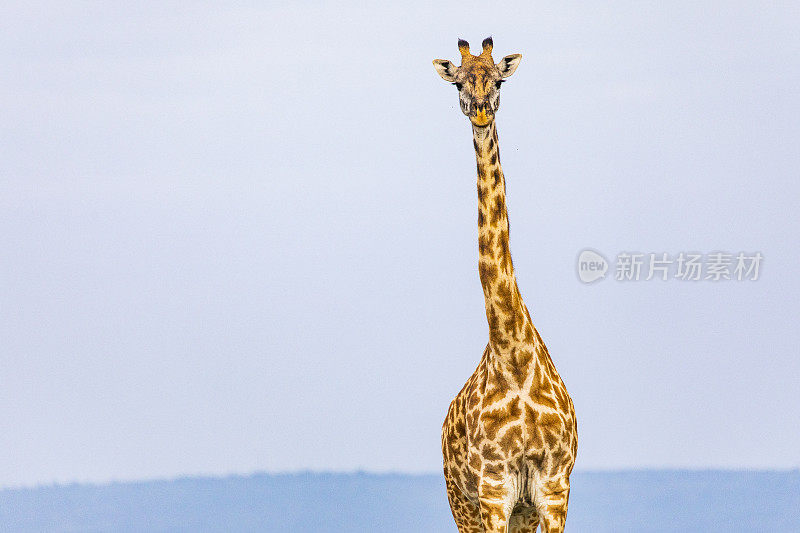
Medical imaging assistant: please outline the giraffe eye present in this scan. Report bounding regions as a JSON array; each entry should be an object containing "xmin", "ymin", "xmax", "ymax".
[{"xmin": 453, "ymin": 82, "xmax": 463, "ymax": 91}]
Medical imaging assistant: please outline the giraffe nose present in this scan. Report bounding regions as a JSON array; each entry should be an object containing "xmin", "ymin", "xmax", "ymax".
[{"xmin": 473, "ymin": 101, "xmax": 493, "ymax": 116}]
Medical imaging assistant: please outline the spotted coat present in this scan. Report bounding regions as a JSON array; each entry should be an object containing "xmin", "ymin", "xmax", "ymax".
[{"xmin": 434, "ymin": 38, "xmax": 578, "ymax": 533}]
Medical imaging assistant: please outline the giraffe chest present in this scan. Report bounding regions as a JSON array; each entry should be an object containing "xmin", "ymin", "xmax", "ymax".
[
  {"xmin": 443, "ymin": 354, "xmax": 577, "ymax": 505},
  {"xmin": 465, "ymin": 389, "xmax": 577, "ymax": 487}
]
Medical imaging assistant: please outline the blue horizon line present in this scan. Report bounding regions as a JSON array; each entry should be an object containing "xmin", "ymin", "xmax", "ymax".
[{"xmin": 3, "ymin": 467, "xmax": 798, "ymax": 493}]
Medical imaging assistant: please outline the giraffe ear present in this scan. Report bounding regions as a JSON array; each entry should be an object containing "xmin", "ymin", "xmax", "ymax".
[
  {"xmin": 496, "ymin": 54, "xmax": 522, "ymax": 78},
  {"xmin": 432, "ymin": 59, "xmax": 458, "ymax": 82}
]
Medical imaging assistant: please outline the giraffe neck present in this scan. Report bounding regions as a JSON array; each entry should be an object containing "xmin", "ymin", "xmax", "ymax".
[{"xmin": 473, "ymin": 121, "xmax": 533, "ymax": 357}]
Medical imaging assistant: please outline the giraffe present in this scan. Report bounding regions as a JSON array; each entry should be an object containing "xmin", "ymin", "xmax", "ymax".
[{"xmin": 433, "ymin": 38, "xmax": 578, "ymax": 533}]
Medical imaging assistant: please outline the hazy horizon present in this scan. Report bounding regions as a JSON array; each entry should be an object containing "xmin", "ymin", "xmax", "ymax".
[
  {"xmin": 2, "ymin": 471, "xmax": 798, "ymax": 531},
  {"xmin": 3, "ymin": 467, "xmax": 799, "ymax": 492}
]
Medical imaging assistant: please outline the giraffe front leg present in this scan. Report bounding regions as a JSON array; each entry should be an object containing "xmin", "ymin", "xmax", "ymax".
[
  {"xmin": 445, "ymin": 474, "xmax": 483, "ymax": 533},
  {"xmin": 477, "ymin": 474, "xmax": 516, "ymax": 533},
  {"xmin": 536, "ymin": 478, "xmax": 570, "ymax": 533}
]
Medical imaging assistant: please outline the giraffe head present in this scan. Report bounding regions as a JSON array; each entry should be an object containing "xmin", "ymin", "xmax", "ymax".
[{"xmin": 433, "ymin": 37, "xmax": 522, "ymax": 127}]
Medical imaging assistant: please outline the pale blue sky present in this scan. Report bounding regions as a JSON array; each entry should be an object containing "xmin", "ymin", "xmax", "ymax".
[{"xmin": 1, "ymin": 2, "xmax": 799, "ymax": 487}]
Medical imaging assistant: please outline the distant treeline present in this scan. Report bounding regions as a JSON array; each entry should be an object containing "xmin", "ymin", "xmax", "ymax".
[{"xmin": 1, "ymin": 470, "xmax": 798, "ymax": 532}]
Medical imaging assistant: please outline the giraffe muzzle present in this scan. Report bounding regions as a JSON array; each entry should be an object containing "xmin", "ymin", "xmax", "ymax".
[{"xmin": 470, "ymin": 101, "xmax": 494, "ymax": 126}]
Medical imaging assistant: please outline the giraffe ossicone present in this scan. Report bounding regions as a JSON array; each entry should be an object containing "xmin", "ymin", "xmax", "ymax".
[{"xmin": 434, "ymin": 38, "xmax": 578, "ymax": 533}]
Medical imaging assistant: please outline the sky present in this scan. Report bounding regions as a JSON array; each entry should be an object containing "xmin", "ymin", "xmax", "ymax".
[{"xmin": 1, "ymin": 1, "xmax": 799, "ymax": 488}]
